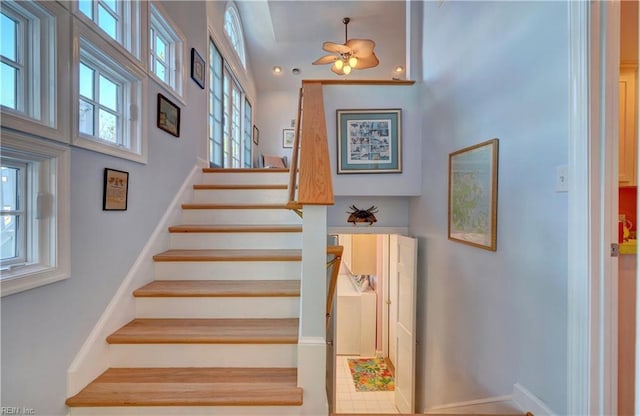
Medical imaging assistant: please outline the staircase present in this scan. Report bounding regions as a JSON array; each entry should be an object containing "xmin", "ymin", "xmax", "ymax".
[{"xmin": 66, "ymin": 168, "xmax": 315, "ymax": 415}]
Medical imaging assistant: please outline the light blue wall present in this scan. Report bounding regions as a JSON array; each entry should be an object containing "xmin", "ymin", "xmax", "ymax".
[
  {"xmin": 0, "ymin": 2, "xmax": 208, "ymax": 414},
  {"xmin": 411, "ymin": 1, "xmax": 568, "ymax": 412}
]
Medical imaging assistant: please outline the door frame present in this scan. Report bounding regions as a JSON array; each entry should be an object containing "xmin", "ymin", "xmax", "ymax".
[{"xmin": 567, "ymin": 2, "xmax": 620, "ymax": 414}]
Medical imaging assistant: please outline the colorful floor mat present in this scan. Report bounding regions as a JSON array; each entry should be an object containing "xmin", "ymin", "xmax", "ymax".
[{"xmin": 347, "ymin": 357, "xmax": 395, "ymax": 392}]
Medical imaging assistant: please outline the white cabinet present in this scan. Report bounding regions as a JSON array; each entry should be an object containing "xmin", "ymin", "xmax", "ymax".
[
  {"xmin": 336, "ymin": 274, "xmax": 377, "ymax": 357},
  {"xmin": 619, "ymin": 66, "xmax": 638, "ymax": 186},
  {"xmin": 338, "ymin": 234, "xmax": 377, "ymax": 275}
]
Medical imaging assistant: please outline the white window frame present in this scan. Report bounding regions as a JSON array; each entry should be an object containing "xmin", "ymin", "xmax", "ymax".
[
  {"xmin": 209, "ymin": 39, "xmax": 224, "ymax": 168},
  {"xmin": 223, "ymin": 3, "xmax": 246, "ymax": 68},
  {"xmin": 149, "ymin": 2, "xmax": 186, "ymax": 102},
  {"xmin": 0, "ymin": 160, "xmax": 28, "ymax": 267},
  {"xmin": 0, "ymin": 129, "xmax": 71, "ymax": 297},
  {"xmin": 72, "ymin": 20, "xmax": 148, "ymax": 164},
  {"xmin": 0, "ymin": 0, "xmax": 70, "ymax": 144},
  {"xmin": 73, "ymin": 0, "xmax": 142, "ymax": 63}
]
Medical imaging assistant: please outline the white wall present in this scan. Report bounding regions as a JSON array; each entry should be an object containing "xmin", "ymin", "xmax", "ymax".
[
  {"xmin": 329, "ymin": 196, "xmax": 409, "ymax": 229},
  {"xmin": 255, "ymin": 90, "xmax": 299, "ymax": 166},
  {"xmin": 0, "ymin": 2, "xmax": 208, "ymax": 414},
  {"xmin": 410, "ymin": 1, "xmax": 568, "ymax": 413}
]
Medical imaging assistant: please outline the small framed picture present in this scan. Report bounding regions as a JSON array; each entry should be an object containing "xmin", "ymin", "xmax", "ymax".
[
  {"xmin": 190, "ymin": 48, "xmax": 205, "ymax": 89},
  {"xmin": 103, "ymin": 168, "xmax": 129, "ymax": 211},
  {"xmin": 253, "ymin": 125, "xmax": 260, "ymax": 145},
  {"xmin": 157, "ymin": 93, "xmax": 180, "ymax": 137},
  {"xmin": 282, "ymin": 129, "xmax": 295, "ymax": 148}
]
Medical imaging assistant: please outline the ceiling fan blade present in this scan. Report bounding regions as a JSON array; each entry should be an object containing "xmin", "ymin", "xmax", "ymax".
[
  {"xmin": 313, "ymin": 55, "xmax": 338, "ymax": 65},
  {"xmin": 346, "ymin": 39, "xmax": 375, "ymax": 58},
  {"xmin": 331, "ymin": 64, "xmax": 345, "ymax": 76},
  {"xmin": 354, "ymin": 53, "xmax": 379, "ymax": 70},
  {"xmin": 323, "ymin": 41, "xmax": 351, "ymax": 54}
]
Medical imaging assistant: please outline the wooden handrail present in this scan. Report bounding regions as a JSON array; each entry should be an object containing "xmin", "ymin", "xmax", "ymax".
[
  {"xmin": 326, "ymin": 245, "xmax": 343, "ymax": 329},
  {"xmin": 287, "ymin": 81, "xmax": 334, "ymax": 208}
]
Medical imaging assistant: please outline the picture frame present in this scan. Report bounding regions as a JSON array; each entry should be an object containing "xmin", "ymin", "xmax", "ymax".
[
  {"xmin": 253, "ymin": 125, "xmax": 260, "ymax": 145},
  {"xmin": 190, "ymin": 48, "xmax": 205, "ymax": 89},
  {"xmin": 103, "ymin": 168, "xmax": 129, "ymax": 211},
  {"xmin": 336, "ymin": 109, "xmax": 402, "ymax": 174},
  {"xmin": 157, "ymin": 93, "xmax": 180, "ymax": 137},
  {"xmin": 448, "ymin": 138, "xmax": 499, "ymax": 251},
  {"xmin": 282, "ymin": 129, "xmax": 295, "ymax": 148}
]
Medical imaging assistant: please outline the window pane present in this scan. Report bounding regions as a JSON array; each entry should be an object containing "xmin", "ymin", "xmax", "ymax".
[
  {"xmin": 0, "ymin": 63, "xmax": 16, "ymax": 109},
  {"xmin": 98, "ymin": 4, "xmax": 117, "ymax": 40},
  {"xmin": 1, "ymin": 13, "xmax": 17, "ymax": 61},
  {"xmin": 1, "ymin": 215, "xmax": 18, "ymax": 261},
  {"xmin": 79, "ymin": 0, "xmax": 93, "ymax": 19},
  {"xmin": 155, "ymin": 35, "xmax": 167, "ymax": 62},
  {"xmin": 79, "ymin": 63, "xmax": 94, "ymax": 99},
  {"xmin": 79, "ymin": 99, "xmax": 94, "ymax": 136},
  {"xmin": 155, "ymin": 62, "xmax": 166, "ymax": 82},
  {"xmin": 0, "ymin": 166, "xmax": 18, "ymax": 210},
  {"xmin": 102, "ymin": 0, "xmax": 117, "ymax": 13},
  {"xmin": 99, "ymin": 75, "xmax": 117, "ymax": 111},
  {"xmin": 98, "ymin": 109, "xmax": 117, "ymax": 143}
]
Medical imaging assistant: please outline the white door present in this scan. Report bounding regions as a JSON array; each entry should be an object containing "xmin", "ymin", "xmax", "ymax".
[
  {"xmin": 388, "ymin": 235, "xmax": 398, "ymax": 367},
  {"xmin": 393, "ymin": 235, "xmax": 417, "ymax": 413}
]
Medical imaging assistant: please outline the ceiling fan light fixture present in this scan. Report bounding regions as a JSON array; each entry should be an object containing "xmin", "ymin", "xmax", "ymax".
[
  {"xmin": 334, "ymin": 59, "xmax": 344, "ymax": 70},
  {"xmin": 348, "ymin": 56, "xmax": 358, "ymax": 68},
  {"xmin": 343, "ymin": 65, "xmax": 352, "ymax": 75}
]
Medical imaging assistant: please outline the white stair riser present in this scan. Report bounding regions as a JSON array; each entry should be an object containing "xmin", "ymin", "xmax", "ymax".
[
  {"xmin": 169, "ymin": 232, "xmax": 302, "ymax": 250},
  {"xmin": 154, "ymin": 261, "xmax": 301, "ymax": 280},
  {"xmin": 69, "ymin": 406, "xmax": 307, "ymax": 415},
  {"xmin": 109, "ymin": 344, "xmax": 297, "ymax": 368},
  {"xmin": 135, "ymin": 297, "xmax": 300, "ymax": 318},
  {"xmin": 201, "ymin": 172, "xmax": 289, "ymax": 186},
  {"xmin": 193, "ymin": 189, "xmax": 288, "ymax": 204},
  {"xmin": 182, "ymin": 209, "xmax": 301, "ymax": 225}
]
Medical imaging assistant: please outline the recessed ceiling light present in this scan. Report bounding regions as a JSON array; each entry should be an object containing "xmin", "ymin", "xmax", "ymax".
[
  {"xmin": 394, "ymin": 66, "xmax": 404, "ymax": 73},
  {"xmin": 273, "ymin": 66, "xmax": 282, "ymax": 74}
]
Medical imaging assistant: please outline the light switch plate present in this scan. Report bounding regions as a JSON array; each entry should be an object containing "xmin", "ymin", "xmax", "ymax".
[{"xmin": 556, "ymin": 165, "xmax": 568, "ymax": 192}]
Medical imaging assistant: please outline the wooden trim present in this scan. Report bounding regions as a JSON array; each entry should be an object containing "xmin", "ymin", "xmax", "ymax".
[
  {"xmin": 152, "ymin": 249, "xmax": 302, "ymax": 262},
  {"xmin": 288, "ymin": 88, "xmax": 303, "ymax": 204},
  {"xmin": 297, "ymin": 82, "xmax": 334, "ymax": 205},
  {"xmin": 133, "ymin": 280, "xmax": 300, "ymax": 298},
  {"xmin": 168, "ymin": 225, "xmax": 302, "ymax": 233},
  {"xmin": 303, "ymin": 79, "xmax": 415, "ymax": 86},
  {"xmin": 106, "ymin": 318, "xmax": 299, "ymax": 344}
]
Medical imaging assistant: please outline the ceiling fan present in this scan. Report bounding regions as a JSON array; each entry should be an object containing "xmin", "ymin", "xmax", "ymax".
[{"xmin": 312, "ymin": 17, "xmax": 379, "ymax": 76}]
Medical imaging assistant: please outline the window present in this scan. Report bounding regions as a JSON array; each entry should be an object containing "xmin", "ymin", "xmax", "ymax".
[
  {"xmin": 0, "ymin": 0, "xmax": 58, "ymax": 130},
  {"xmin": 223, "ymin": 4, "xmax": 246, "ymax": 68},
  {"xmin": 73, "ymin": 22, "xmax": 147, "ymax": 164},
  {"xmin": 209, "ymin": 38, "xmax": 252, "ymax": 168},
  {"xmin": 0, "ymin": 131, "xmax": 70, "ymax": 297},
  {"xmin": 75, "ymin": 0, "xmax": 141, "ymax": 60},
  {"xmin": 149, "ymin": 3, "xmax": 185, "ymax": 98}
]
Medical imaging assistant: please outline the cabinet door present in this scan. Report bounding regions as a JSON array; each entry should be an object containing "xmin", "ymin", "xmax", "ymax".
[{"xmin": 619, "ymin": 68, "xmax": 638, "ymax": 186}]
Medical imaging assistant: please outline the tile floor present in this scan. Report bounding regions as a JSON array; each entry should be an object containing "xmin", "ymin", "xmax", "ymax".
[{"xmin": 334, "ymin": 355, "xmax": 399, "ymax": 414}]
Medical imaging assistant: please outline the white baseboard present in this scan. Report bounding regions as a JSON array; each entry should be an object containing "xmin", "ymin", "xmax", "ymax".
[
  {"xmin": 66, "ymin": 161, "xmax": 204, "ymax": 396},
  {"xmin": 513, "ymin": 383, "xmax": 555, "ymax": 416},
  {"xmin": 424, "ymin": 394, "xmax": 514, "ymax": 414}
]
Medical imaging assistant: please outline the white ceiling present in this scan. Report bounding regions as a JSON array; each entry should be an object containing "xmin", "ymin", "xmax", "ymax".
[{"xmin": 236, "ymin": 0, "xmax": 407, "ymax": 93}]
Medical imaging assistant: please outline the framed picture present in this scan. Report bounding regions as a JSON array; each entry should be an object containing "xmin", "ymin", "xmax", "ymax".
[
  {"xmin": 337, "ymin": 109, "xmax": 402, "ymax": 174},
  {"xmin": 282, "ymin": 129, "xmax": 295, "ymax": 148},
  {"xmin": 157, "ymin": 93, "xmax": 180, "ymax": 137},
  {"xmin": 253, "ymin": 125, "xmax": 260, "ymax": 145},
  {"xmin": 448, "ymin": 138, "xmax": 499, "ymax": 251},
  {"xmin": 103, "ymin": 168, "xmax": 129, "ymax": 211},
  {"xmin": 190, "ymin": 48, "xmax": 205, "ymax": 89}
]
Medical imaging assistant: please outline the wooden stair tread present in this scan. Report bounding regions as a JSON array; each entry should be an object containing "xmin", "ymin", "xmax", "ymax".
[
  {"xmin": 193, "ymin": 184, "xmax": 287, "ymax": 190},
  {"xmin": 106, "ymin": 318, "xmax": 299, "ymax": 344},
  {"xmin": 168, "ymin": 224, "xmax": 302, "ymax": 233},
  {"xmin": 153, "ymin": 249, "xmax": 302, "ymax": 262},
  {"xmin": 134, "ymin": 280, "xmax": 301, "ymax": 297},
  {"xmin": 203, "ymin": 168, "xmax": 289, "ymax": 173},
  {"xmin": 66, "ymin": 367, "xmax": 302, "ymax": 407},
  {"xmin": 182, "ymin": 203, "xmax": 290, "ymax": 210}
]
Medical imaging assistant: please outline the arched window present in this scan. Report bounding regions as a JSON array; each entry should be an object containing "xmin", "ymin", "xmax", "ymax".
[{"xmin": 223, "ymin": 4, "xmax": 246, "ymax": 67}]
